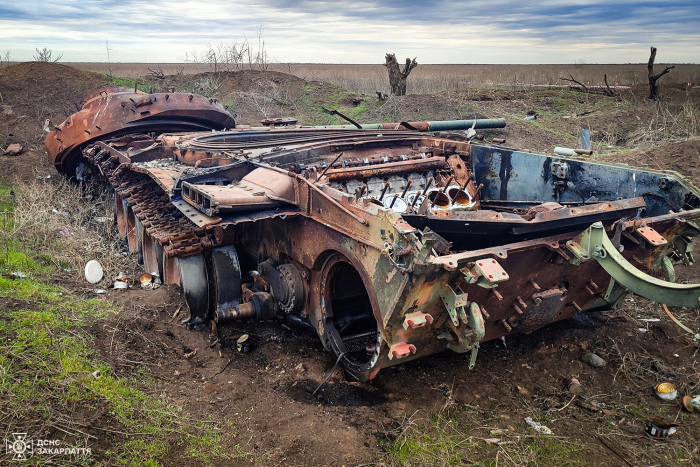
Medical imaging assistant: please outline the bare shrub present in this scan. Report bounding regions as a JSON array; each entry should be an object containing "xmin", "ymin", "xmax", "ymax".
[
  {"xmin": 33, "ymin": 47, "xmax": 63, "ymax": 63},
  {"xmin": 194, "ymin": 73, "xmax": 223, "ymax": 96},
  {"xmin": 234, "ymin": 79, "xmax": 302, "ymax": 119},
  {"xmin": 626, "ymin": 98, "xmax": 700, "ymax": 147},
  {"xmin": 184, "ymin": 31, "xmax": 269, "ymax": 73},
  {"xmin": 2, "ymin": 178, "xmax": 137, "ymax": 282},
  {"xmin": 0, "ymin": 51, "xmax": 10, "ymax": 68}
]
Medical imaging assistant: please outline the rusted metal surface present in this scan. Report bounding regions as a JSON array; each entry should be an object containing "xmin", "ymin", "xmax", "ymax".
[
  {"xmin": 48, "ymin": 90, "xmax": 700, "ymax": 382},
  {"xmin": 45, "ymin": 87, "xmax": 235, "ymax": 175}
]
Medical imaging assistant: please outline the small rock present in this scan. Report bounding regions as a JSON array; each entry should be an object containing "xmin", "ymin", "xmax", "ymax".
[
  {"xmin": 582, "ymin": 352, "xmax": 606, "ymax": 368},
  {"xmin": 294, "ymin": 363, "xmax": 306, "ymax": 374}
]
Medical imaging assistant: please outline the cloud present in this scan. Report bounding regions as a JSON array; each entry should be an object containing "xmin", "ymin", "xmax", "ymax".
[{"xmin": 0, "ymin": 0, "xmax": 697, "ymax": 63}]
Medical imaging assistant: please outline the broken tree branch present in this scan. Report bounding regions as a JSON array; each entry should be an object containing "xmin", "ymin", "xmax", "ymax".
[
  {"xmin": 647, "ymin": 46, "xmax": 675, "ymax": 100},
  {"xmin": 603, "ymin": 74, "xmax": 616, "ymax": 97},
  {"xmin": 559, "ymin": 74, "xmax": 588, "ymax": 92},
  {"xmin": 559, "ymin": 73, "xmax": 615, "ymax": 97}
]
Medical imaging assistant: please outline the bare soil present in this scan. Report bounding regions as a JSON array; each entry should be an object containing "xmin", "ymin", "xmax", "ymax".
[{"xmin": 1, "ymin": 62, "xmax": 699, "ymax": 466}]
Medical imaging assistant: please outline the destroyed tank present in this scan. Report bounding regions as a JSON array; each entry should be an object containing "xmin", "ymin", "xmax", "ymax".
[{"xmin": 46, "ymin": 88, "xmax": 700, "ymax": 381}]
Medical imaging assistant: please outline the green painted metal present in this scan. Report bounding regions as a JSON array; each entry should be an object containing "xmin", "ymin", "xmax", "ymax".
[
  {"xmin": 660, "ymin": 256, "xmax": 676, "ymax": 283},
  {"xmin": 444, "ymin": 301, "xmax": 486, "ymax": 369},
  {"xmin": 440, "ymin": 285, "xmax": 468, "ymax": 327},
  {"xmin": 576, "ymin": 222, "xmax": 700, "ymax": 308},
  {"xmin": 426, "ymin": 119, "xmax": 506, "ymax": 131}
]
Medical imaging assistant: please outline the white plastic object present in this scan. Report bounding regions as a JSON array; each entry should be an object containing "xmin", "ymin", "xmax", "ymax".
[{"xmin": 84, "ymin": 260, "xmax": 104, "ymax": 284}]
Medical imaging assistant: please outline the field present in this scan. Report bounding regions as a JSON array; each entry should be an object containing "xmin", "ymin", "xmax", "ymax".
[
  {"xmin": 1, "ymin": 60, "xmax": 700, "ymax": 466},
  {"xmin": 68, "ymin": 62, "xmax": 700, "ymax": 95}
]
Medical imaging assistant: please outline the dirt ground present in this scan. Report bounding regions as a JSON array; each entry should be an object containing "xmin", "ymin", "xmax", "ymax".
[{"xmin": 1, "ymin": 62, "xmax": 700, "ymax": 466}]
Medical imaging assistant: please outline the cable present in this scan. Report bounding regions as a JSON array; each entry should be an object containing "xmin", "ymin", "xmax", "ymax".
[{"xmin": 312, "ymin": 351, "xmax": 347, "ymax": 396}]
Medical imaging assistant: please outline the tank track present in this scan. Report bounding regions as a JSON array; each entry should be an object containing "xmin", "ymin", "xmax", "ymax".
[{"xmin": 85, "ymin": 145, "xmax": 210, "ymax": 260}]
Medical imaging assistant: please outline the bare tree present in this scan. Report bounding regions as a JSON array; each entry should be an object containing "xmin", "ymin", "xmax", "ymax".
[
  {"xmin": 33, "ymin": 47, "xmax": 63, "ymax": 63},
  {"xmin": 647, "ymin": 46, "xmax": 674, "ymax": 101},
  {"xmin": 384, "ymin": 53, "xmax": 418, "ymax": 96},
  {"xmin": 105, "ymin": 40, "xmax": 115, "ymax": 77},
  {"xmin": 1, "ymin": 51, "xmax": 10, "ymax": 68}
]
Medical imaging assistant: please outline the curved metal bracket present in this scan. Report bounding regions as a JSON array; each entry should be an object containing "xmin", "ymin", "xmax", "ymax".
[{"xmin": 576, "ymin": 222, "xmax": 700, "ymax": 308}]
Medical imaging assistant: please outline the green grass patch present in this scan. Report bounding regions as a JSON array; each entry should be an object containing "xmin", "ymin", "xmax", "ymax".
[
  {"xmin": 0, "ymin": 185, "xmax": 236, "ymax": 466},
  {"xmin": 383, "ymin": 409, "xmax": 587, "ymax": 467},
  {"xmin": 96, "ymin": 73, "xmax": 151, "ymax": 93}
]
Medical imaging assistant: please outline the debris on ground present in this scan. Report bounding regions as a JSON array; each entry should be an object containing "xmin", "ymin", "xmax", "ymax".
[
  {"xmin": 566, "ymin": 377, "xmax": 583, "ymax": 394},
  {"xmin": 113, "ymin": 272, "xmax": 128, "ymax": 289},
  {"xmin": 683, "ymin": 395, "xmax": 700, "ymax": 412},
  {"xmin": 655, "ymin": 382, "xmax": 678, "ymax": 400},
  {"xmin": 84, "ymin": 259, "xmax": 104, "ymax": 284},
  {"xmin": 139, "ymin": 272, "xmax": 153, "ymax": 289},
  {"xmin": 582, "ymin": 352, "xmax": 607, "ymax": 367},
  {"xmin": 236, "ymin": 334, "xmax": 252, "ymax": 353},
  {"xmin": 3, "ymin": 143, "xmax": 24, "ymax": 156},
  {"xmin": 525, "ymin": 417, "xmax": 553, "ymax": 435},
  {"xmin": 645, "ymin": 418, "xmax": 679, "ymax": 438},
  {"xmin": 575, "ymin": 398, "xmax": 615, "ymax": 414},
  {"xmin": 11, "ymin": 271, "xmax": 26, "ymax": 279}
]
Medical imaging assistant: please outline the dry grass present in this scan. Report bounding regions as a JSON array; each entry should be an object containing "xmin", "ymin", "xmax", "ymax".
[
  {"xmin": 0, "ymin": 178, "xmax": 137, "ymax": 283},
  {"xmin": 71, "ymin": 62, "xmax": 700, "ymax": 95}
]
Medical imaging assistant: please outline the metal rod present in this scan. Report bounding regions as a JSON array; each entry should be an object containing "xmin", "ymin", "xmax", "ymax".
[
  {"xmin": 400, "ymin": 179, "xmax": 412, "ymax": 198},
  {"xmin": 379, "ymin": 181, "xmax": 390, "ymax": 201},
  {"xmin": 442, "ymin": 176, "xmax": 454, "ymax": 193},
  {"xmin": 318, "ymin": 151, "xmax": 344, "ymax": 180},
  {"xmin": 411, "ymin": 177, "xmax": 433, "ymax": 208},
  {"xmin": 389, "ymin": 193, "xmax": 399, "ymax": 208},
  {"xmin": 298, "ymin": 176, "xmax": 367, "ymax": 225},
  {"xmin": 432, "ymin": 176, "xmax": 453, "ymax": 208}
]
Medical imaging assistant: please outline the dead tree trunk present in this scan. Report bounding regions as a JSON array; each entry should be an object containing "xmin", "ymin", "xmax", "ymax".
[
  {"xmin": 647, "ymin": 46, "xmax": 675, "ymax": 100},
  {"xmin": 384, "ymin": 53, "xmax": 418, "ymax": 96}
]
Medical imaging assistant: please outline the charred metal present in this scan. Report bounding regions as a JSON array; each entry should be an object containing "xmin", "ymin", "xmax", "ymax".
[{"xmin": 46, "ymin": 88, "xmax": 700, "ymax": 381}]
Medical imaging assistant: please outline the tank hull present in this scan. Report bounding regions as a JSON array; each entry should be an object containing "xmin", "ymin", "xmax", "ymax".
[{"xmin": 47, "ymin": 88, "xmax": 700, "ymax": 381}]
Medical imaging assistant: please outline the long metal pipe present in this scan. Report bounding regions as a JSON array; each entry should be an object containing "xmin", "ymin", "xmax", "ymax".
[{"xmin": 312, "ymin": 118, "xmax": 506, "ymax": 131}]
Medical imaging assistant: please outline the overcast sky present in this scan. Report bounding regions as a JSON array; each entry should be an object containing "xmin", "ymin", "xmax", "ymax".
[{"xmin": 0, "ymin": 0, "xmax": 698, "ymax": 63}]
